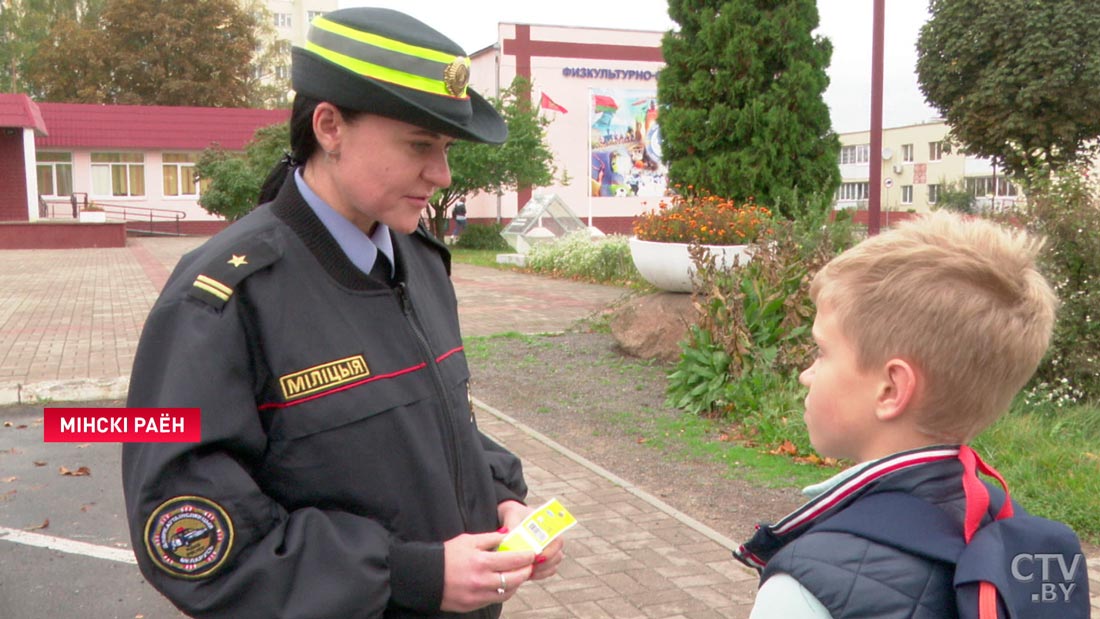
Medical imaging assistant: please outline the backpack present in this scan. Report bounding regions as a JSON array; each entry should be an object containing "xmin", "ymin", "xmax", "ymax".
[{"xmin": 811, "ymin": 446, "xmax": 1090, "ymax": 619}]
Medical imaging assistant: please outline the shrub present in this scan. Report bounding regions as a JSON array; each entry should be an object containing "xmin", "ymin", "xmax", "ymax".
[
  {"xmin": 689, "ymin": 219, "xmax": 838, "ymax": 382},
  {"xmin": 632, "ymin": 187, "xmax": 774, "ymax": 245},
  {"xmin": 525, "ymin": 233, "xmax": 641, "ymax": 286},
  {"xmin": 665, "ymin": 215, "xmax": 850, "ymax": 429},
  {"xmin": 454, "ymin": 222, "xmax": 511, "ymax": 251},
  {"xmin": 1018, "ymin": 167, "xmax": 1100, "ymax": 401},
  {"xmin": 196, "ymin": 122, "xmax": 288, "ymax": 221}
]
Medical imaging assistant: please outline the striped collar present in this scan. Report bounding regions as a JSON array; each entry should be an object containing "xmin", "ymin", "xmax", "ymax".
[{"xmin": 735, "ymin": 445, "xmax": 961, "ymax": 571}]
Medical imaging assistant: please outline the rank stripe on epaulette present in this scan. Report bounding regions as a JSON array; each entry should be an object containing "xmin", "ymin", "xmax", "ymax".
[{"xmin": 193, "ymin": 275, "xmax": 233, "ymax": 302}]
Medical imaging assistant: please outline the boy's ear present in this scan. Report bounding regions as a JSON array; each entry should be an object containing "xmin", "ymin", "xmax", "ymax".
[{"xmin": 875, "ymin": 358, "xmax": 919, "ymax": 422}]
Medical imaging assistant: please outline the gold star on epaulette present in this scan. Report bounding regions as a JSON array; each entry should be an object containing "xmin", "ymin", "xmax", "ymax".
[{"xmin": 227, "ymin": 254, "xmax": 248, "ymax": 267}]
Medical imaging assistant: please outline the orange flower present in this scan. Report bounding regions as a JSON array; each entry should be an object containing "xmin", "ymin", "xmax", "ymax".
[{"xmin": 632, "ymin": 187, "xmax": 773, "ymax": 245}]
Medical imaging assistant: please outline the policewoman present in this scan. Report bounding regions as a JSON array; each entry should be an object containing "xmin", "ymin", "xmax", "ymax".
[{"xmin": 121, "ymin": 8, "xmax": 562, "ymax": 618}]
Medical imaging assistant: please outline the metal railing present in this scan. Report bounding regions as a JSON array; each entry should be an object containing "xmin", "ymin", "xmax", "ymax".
[{"xmin": 39, "ymin": 196, "xmax": 189, "ymax": 236}]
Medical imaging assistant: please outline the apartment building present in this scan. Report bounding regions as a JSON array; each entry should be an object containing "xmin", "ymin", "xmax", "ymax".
[
  {"xmin": 249, "ymin": 0, "xmax": 338, "ymax": 94},
  {"xmin": 836, "ymin": 120, "xmax": 1022, "ymax": 213}
]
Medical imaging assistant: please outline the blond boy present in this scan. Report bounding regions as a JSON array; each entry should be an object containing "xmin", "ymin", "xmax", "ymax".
[{"xmin": 735, "ymin": 211, "xmax": 1058, "ymax": 618}]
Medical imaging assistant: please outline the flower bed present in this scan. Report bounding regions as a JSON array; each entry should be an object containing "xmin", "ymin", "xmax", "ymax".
[{"xmin": 632, "ymin": 188, "xmax": 772, "ymax": 245}]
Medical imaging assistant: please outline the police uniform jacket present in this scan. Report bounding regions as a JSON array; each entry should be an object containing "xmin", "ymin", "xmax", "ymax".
[{"xmin": 122, "ymin": 176, "xmax": 527, "ymax": 619}]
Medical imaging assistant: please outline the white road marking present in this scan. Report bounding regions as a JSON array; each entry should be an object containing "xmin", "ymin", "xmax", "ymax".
[{"xmin": 0, "ymin": 526, "xmax": 136, "ymax": 564}]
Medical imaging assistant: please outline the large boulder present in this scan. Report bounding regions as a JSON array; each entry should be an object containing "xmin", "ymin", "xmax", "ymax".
[{"xmin": 610, "ymin": 292, "xmax": 697, "ymax": 363}]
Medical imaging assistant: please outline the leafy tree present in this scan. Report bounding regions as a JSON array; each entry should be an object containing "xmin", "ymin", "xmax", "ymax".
[
  {"xmin": 916, "ymin": 0, "xmax": 1100, "ymax": 181},
  {"xmin": 27, "ymin": 0, "xmax": 258, "ymax": 106},
  {"xmin": 425, "ymin": 76, "xmax": 557, "ymax": 239},
  {"xmin": 0, "ymin": 0, "xmax": 105, "ymax": 94},
  {"xmin": 196, "ymin": 122, "xmax": 288, "ymax": 221},
  {"xmin": 658, "ymin": 0, "xmax": 840, "ymax": 219}
]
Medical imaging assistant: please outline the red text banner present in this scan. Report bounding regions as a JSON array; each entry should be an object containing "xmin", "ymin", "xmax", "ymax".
[{"xmin": 43, "ymin": 408, "xmax": 201, "ymax": 443}]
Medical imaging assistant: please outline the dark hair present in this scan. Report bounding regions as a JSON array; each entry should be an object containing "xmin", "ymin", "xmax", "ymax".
[{"xmin": 257, "ymin": 95, "xmax": 366, "ymax": 204}]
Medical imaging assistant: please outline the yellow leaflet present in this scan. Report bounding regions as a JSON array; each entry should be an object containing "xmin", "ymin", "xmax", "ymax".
[{"xmin": 497, "ymin": 498, "xmax": 577, "ymax": 553}]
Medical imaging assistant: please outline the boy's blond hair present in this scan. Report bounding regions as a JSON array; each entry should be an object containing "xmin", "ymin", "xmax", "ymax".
[{"xmin": 810, "ymin": 211, "xmax": 1058, "ymax": 442}]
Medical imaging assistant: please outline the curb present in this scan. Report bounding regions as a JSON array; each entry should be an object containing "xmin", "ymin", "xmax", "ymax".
[
  {"xmin": 472, "ymin": 395, "xmax": 743, "ymax": 553},
  {"xmin": 0, "ymin": 377, "xmax": 130, "ymax": 407}
]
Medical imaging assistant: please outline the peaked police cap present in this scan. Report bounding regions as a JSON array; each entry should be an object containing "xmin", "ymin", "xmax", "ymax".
[{"xmin": 292, "ymin": 7, "xmax": 507, "ymax": 144}]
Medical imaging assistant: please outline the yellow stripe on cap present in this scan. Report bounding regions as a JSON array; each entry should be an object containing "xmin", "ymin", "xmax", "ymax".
[
  {"xmin": 312, "ymin": 16, "xmax": 458, "ymax": 64},
  {"xmin": 193, "ymin": 274, "xmax": 232, "ymax": 302},
  {"xmin": 306, "ymin": 15, "xmax": 469, "ymax": 99}
]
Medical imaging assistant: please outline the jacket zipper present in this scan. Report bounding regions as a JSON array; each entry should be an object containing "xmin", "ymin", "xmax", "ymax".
[{"xmin": 395, "ymin": 282, "xmax": 469, "ymax": 529}]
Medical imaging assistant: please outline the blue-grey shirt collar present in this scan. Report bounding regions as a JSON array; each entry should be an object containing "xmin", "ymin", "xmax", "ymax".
[{"xmin": 294, "ymin": 168, "xmax": 394, "ymax": 278}]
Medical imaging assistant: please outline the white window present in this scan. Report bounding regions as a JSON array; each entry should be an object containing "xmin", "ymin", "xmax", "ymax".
[
  {"xmin": 966, "ymin": 176, "xmax": 1018, "ymax": 197},
  {"xmin": 836, "ymin": 182, "xmax": 870, "ymax": 201},
  {"xmin": 92, "ymin": 152, "xmax": 145, "ymax": 197},
  {"xmin": 901, "ymin": 185, "xmax": 913, "ymax": 204},
  {"xmin": 275, "ymin": 64, "xmax": 289, "ymax": 80},
  {"xmin": 307, "ymin": 10, "xmax": 326, "ymax": 23},
  {"xmin": 36, "ymin": 152, "xmax": 73, "ymax": 197},
  {"xmin": 162, "ymin": 153, "xmax": 204, "ymax": 197},
  {"xmin": 274, "ymin": 13, "xmax": 292, "ymax": 28},
  {"xmin": 840, "ymin": 144, "xmax": 870, "ymax": 165},
  {"xmin": 929, "ymin": 141, "xmax": 944, "ymax": 161},
  {"xmin": 928, "ymin": 184, "xmax": 940, "ymax": 204},
  {"xmin": 902, "ymin": 143, "xmax": 914, "ymax": 163}
]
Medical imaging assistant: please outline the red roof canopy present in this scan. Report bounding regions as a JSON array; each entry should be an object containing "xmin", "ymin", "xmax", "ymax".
[
  {"xmin": 34, "ymin": 102, "xmax": 290, "ymax": 151},
  {"xmin": 0, "ymin": 94, "xmax": 48, "ymax": 136}
]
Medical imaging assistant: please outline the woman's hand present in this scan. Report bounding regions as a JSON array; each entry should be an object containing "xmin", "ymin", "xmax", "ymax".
[{"xmin": 440, "ymin": 530, "xmax": 534, "ymax": 613}]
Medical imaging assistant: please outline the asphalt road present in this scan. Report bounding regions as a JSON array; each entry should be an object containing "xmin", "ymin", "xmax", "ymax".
[{"xmin": 0, "ymin": 400, "xmax": 187, "ymax": 619}]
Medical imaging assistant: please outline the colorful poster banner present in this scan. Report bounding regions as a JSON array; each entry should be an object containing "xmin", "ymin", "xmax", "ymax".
[{"xmin": 589, "ymin": 88, "xmax": 668, "ymax": 198}]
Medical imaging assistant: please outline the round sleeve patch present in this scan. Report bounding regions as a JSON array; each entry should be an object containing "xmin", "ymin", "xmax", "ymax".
[{"xmin": 144, "ymin": 496, "xmax": 234, "ymax": 579}]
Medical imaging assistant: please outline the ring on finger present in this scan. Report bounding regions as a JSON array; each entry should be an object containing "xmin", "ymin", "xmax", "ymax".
[{"xmin": 496, "ymin": 572, "xmax": 507, "ymax": 596}]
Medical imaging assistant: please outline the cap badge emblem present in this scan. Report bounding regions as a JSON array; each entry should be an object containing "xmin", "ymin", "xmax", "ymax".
[{"xmin": 443, "ymin": 58, "xmax": 470, "ymax": 96}]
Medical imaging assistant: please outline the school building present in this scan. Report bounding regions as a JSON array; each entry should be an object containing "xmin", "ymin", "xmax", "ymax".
[
  {"xmin": 468, "ymin": 24, "xmax": 665, "ymax": 235},
  {"xmin": 0, "ymin": 93, "xmax": 288, "ymax": 247}
]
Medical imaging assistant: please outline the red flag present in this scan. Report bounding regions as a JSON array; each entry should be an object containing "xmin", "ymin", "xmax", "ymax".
[
  {"xmin": 592, "ymin": 94, "xmax": 618, "ymax": 112},
  {"xmin": 539, "ymin": 92, "xmax": 568, "ymax": 113}
]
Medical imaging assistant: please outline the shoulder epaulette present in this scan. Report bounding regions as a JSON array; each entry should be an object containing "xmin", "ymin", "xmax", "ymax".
[
  {"xmin": 415, "ymin": 220, "xmax": 452, "ymax": 276},
  {"xmin": 187, "ymin": 239, "xmax": 281, "ymax": 310}
]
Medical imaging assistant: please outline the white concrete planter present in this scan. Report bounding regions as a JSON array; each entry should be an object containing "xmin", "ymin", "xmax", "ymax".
[
  {"xmin": 78, "ymin": 211, "xmax": 107, "ymax": 223},
  {"xmin": 629, "ymin": 237, "xmax": 752, "ymax": 293}
]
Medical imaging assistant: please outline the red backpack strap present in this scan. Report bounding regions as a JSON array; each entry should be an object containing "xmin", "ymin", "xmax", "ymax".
[
  {"xmin": 959, "ymin": 445, "xmax": 1015, "ymax": 619},
  {"xmin": 958, "ymin": 445, "xmax": 1014, "ymax": 541}
]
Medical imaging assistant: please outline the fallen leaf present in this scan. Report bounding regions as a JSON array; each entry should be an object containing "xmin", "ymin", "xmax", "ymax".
[
  {"xmin": 794, "ymin": 454, "xmax": 823, "ymax": 465},
  {"xmin": 767, "ymin": 440, "xmax": 798, "ymax": 456},
  {"xmin": 1, "ymin": 476, "xmax": 16, "ymax": 483},
  {"xmin": 718, "ymin": 433, "xmax": 731, "ymax": 442},
  {"xmin": 58, "ymin": 466, "xmax": 91, "ymax": 477},
  {"xmin": 2, "ymin": 421, "xmax": 11, "ymax": 427},
  {"xmin": 25, "ymin": 518, "xmax": 49, "ymax": 531},
  {"xmin": 80, "ymin": 503, "xmax": 96, "ymax": 512},
  {"xmin": 136, "ymin": 615, "xmax": 146, "ymax": 619},
  {"xmin": 635, "ymin": 437, "xmax": 647, "ymax": 444},
  {"xmin": 33, "ymin": 461, "xmax": 47, "ymax": 467},
  {"xmin": 76, "ymin": 443, "xmax": 91, "ymax": 449}
]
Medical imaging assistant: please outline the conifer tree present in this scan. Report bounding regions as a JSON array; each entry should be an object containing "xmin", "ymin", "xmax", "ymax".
[{"xmin": 658, "ymin": 0, "xmax": 840, "ymax": 218}]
